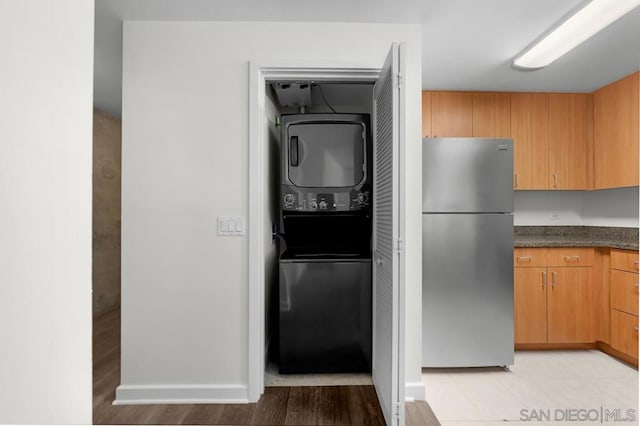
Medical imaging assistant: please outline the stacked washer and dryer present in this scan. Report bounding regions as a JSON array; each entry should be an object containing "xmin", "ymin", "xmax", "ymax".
[{"xmin": 278, "ymin": 113, "xmax": 373, "ymax": 374}]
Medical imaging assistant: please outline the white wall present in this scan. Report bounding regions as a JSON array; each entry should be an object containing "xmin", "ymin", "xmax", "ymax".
[
  {"xmin": 0, "ymin": 0, "xmax": 94, "ymax": 423},
  {"xmin": 583, "ymin": 187, "xmax": 639, "ymax": 227},
  {"xmin": 514, "ymin": 187, "xmax": 639, "ymax": 227},
  {"xmin": 121, "ymin": 21, "xmax": 423, "ymax": 402}
]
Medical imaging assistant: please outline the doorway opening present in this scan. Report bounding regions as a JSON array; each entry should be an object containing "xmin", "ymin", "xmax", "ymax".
[
  {"xmin": 262, "ymin": 80, "xmax": 375, "ymax": 385},
  {"xmin": 247, "ymin": 63, "xmax": 383, "ymax": 401}
]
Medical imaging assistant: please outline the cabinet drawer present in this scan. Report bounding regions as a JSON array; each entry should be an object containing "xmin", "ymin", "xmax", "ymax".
[
  {"xmin": 611, "ymin": 249, "xmax": 639, "ymax": 273},
  {"xmin": 514, "ymin": 248, "xmax": 547, "ymax": 267},
  {"xmin": 546, "ymin": 248, "xmax": 594, "ymax": 267},
  {"xmin": 610, "ymin": 309, "xmax": 639, "ymax": 360},
  {"xmin": 611, "ymin": 270, "xmax": 639, "ymax": 316}
]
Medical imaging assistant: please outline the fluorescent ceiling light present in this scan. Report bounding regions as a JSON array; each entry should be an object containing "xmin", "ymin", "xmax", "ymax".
[{"xmin": 513, "ymin": 0, "xmax": 640, "ymax": 70}]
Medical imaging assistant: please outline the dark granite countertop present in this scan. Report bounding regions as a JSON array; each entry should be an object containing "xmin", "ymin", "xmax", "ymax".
[{"xmin": 514, "ymin": 226, "xmax": 639, "ymax": 251}]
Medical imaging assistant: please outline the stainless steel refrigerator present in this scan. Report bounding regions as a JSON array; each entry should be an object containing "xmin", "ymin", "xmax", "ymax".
[{"xmin": 421, "ymin": 137, "xmax": 514, "ymax": 368}]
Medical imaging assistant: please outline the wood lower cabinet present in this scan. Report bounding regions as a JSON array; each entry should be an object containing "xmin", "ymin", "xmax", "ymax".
[
  {"xmin": 514, "ymin": 246, "xmax": 638, "ymax": 365},
  {"xmin": 514, "ymin": 267, "xmax": 547, "ymax": 343},
  {"xmin": 546, "ymin": 247, "xmax": 594, "ymax": 267},
  {"xmin": 610, "ymin": 309, "xmax": 639, "ymax": 359},
  {"xmin": 514, "ymin": 248, "xmax": 595, "ymax": 345},
  {"xmin": 514, "ymin": 248, "xmax": 547, "ymax": 267},
  {"xmin": 609, "ymin": 249, "xmax": 639, "ymax": 362},
  {"xmin": 611, "ymin": 249, "xmax": 640, "ymax": 273},
  {"xmin": 611, "ymin": 270, "xmax": 639, "ymax": 316},
  {"xmin": 547, "ymin": 267, "xmax": 593, "ymax": 343}
]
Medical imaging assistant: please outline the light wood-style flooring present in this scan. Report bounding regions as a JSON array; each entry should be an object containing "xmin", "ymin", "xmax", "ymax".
[{"xmin": 93, "ymin": 308, "xmax": 439, "ymax": 425}]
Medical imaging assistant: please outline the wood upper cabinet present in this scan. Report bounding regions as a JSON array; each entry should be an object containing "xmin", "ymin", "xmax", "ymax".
[
  {"xmin": 427, "ymin": 91, "xmax": 510, "ymax": 138},
  {"xmin": 548, "ymin": 94, "xmax": 588, "ymax": 190},
  {"xmin": 430, "ymin": 91, "xmax": 473, "ymax": 137},
  {"xmin": 510, "ymin": 93, "xmax": 588, "ymax": 190},
  {"xmin": 472, "ymin": 92, "xmax": 511, "ymax": 138},
  {"xmin": 511, "ymin": 93, "xmax": 549, "ymax": 190},
  {"xmin": 424, "ymin": 74, "xmax": 637, "ymax": 190},
  {"xmin": 422, "ymin": 91, "xmax": 432, "ymax": 138},
  {"xmin": 594, "ymin": 72, "xmax": 640, "ymax": 189}
]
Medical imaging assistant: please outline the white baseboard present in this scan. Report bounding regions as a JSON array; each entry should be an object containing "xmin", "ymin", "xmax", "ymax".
[
  {"xmin": 405, "ymin": 381, "xmax": 426, "ymax": 401},
  {"xmin": 114, "ymin": 384, "xmax": 248, "ymax": 405}
]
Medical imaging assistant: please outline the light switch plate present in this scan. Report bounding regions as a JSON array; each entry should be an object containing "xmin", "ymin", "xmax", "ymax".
[{"xmin": 218, "ymin": 216, "xmax": 245, "ymax": 236}]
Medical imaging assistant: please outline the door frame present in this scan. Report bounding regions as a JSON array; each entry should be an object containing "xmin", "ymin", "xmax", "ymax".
[{"xmin": 248, "ymin": 61, "xmax": 387, "ymax": 402}]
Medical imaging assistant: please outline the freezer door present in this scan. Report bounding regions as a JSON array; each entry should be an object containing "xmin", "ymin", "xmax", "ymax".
[
  {"xmin": 422, "ymin": 138, "xmax": 513, "ymax": 213},
  {"xmin": 422, "ymin": 213, "xmax": 514, "ymax": 367}
]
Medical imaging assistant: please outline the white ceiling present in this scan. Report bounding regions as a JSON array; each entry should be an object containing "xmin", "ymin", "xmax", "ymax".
[{"xmin": 94, "ymin": 0, "xmax": 640, "ymax": 117}]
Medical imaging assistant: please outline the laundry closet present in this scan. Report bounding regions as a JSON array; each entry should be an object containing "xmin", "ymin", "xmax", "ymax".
[{"xmin": 264, "ymin": 81, "xmax": 375, "ymax": 378}]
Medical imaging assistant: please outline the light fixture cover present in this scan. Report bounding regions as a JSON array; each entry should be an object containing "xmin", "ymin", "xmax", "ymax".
[{"xmin": 513, "ymin": 0, "xmax": 640, "ymax": 70}]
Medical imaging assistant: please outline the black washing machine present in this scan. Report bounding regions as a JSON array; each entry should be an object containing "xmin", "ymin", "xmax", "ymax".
[{"xmin": 278, "ymin": 250, "xmax": 371, "ymax": 374}]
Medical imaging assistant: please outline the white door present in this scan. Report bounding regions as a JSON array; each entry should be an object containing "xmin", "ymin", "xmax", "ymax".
[{"xmin": 372, "ymin": 43, "xmax": 405, "ymax": 426}]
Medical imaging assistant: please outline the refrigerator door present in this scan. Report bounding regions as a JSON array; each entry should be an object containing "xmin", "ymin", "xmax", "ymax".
[
  {"xmin": 422, "ymin": 138, "xmax": 513, "ymax": 213},
  {"xmin": 422, "ymin": 213, "xmax": 514, "ymax": 367}
]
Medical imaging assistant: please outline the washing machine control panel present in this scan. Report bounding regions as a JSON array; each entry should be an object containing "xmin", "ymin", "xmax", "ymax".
[{"xmin": 281, "ymin": 186, "xmax": 370, "ymax": 212}]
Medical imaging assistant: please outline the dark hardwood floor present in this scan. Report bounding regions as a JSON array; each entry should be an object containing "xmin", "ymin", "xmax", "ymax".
[{"xmin": 93, "ymin": 308, "xmax": 439, "ymax": 425}]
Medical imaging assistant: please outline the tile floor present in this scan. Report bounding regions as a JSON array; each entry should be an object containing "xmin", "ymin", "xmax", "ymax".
[
  {"xmin": 423, "ymin": 350, "xmax": 638, "ymax": 425},
  {"xmin": 264, "ymin": 360, "xmax": 373, "ymax": 387}
]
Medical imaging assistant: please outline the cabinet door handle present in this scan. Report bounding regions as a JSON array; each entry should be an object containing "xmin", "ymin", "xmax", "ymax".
[
  {"xmin": 517, "ymin": 256, "xmax": 532, "ymax": 262},
  {"xmin": 635, "ymin": 326, "xmax": 639, "ymax": 332},
  {"xmin": 551, "ymin": 271, "xmax": 557, "ymax": 288},
  {"xmin": 563, "ymin": 256, "xmax": 580, "ymax": 262},
  {"xmin": 542, "ymin": 271, "xmax": 547, "ymax": 288},
  {"xmin": 552, "ymin": 173, "xmax": 558, "ymax": 189},
  {"xmin": 514, "ymin": 173, "xmax": 518, "ymax": 189}
]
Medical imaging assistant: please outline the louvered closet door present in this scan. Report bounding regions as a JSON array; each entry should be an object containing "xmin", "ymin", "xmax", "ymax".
[{"xmin": 372, "ymin": 43, "xmax": 405, "ymax": 426}]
